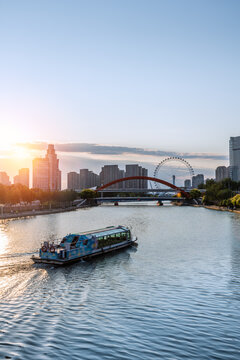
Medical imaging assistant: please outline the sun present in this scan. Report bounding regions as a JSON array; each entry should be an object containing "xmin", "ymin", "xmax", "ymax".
[
  {"xmin": 0, "ymin": 121, "xmax": 31, "ymax": 150},
  {"xmin": 12, "ymin": 146, "xmax": 30, "ymax": 159}
]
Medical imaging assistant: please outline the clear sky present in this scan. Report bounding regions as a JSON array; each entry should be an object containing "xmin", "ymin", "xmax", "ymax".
[
  {"xmin": 0, "ymin": 0, "xmax": 239, "ymax": 185},
  {"xmin": 1, "ymin": 0, "xmax": 240, "ymax": 150}
]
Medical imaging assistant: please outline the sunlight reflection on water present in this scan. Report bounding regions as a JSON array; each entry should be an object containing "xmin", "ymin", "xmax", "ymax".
[{"xmin": 0, "ymin": 223, "xmax": 8, "ymax": 256}]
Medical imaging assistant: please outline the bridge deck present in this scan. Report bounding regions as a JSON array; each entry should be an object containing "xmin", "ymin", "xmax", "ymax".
[
  {"xmin": 98, "ymin": 188, "xmax": 203, "ymax": 193},
  {"xmin": 96, "ymin": 197, "xmax": 185, "ymax": 202}
]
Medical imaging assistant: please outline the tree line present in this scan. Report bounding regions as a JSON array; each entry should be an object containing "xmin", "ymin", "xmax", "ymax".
[
  {"xmin": 0, "ymin": 184, "xmax": 79, "ymax": 205},
  {"xmin": 2, "ymin": 180, "xmax": 239, "ymax": 208},
  {"xmin": 199, "ymin": 178, "xmax": 240, "ymax": 207}
]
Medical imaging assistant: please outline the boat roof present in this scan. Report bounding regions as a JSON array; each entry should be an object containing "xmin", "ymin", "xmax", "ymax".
[
  {"xmin": 87, "ymin": 227, "xmax": 128, "ymax": 238},
  {"xmin": 67, "ymin": 226, "xmax": 129, "ymax": 237}
]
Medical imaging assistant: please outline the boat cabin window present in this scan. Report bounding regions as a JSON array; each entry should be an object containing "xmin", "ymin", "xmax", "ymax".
[
  {"xmin": 71, "ymin": 236, "xmax": 79, "ymax": 247},
  {"xmin": 83, "ymin": 239, "xmax": 88, "ymax": 246},
  {"xmin": 61, "ymin": 237, "xmax": 67, "ymax": 244}
]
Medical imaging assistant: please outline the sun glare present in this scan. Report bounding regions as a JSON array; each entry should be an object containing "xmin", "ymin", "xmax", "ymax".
[
  {"xmin": 0, "ymin": 122, "xmax": 30, "ymax": 150},
  {"xmin": 12, "ymin": 146, "xmax": 30, "ymax": 160}
]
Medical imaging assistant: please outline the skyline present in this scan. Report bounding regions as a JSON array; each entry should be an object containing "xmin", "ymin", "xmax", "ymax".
[
  {"xmin": 0, "ymin": 0, "xmax": 240, "ymax": 154},
  {"xmin": 0, "ymin": 140, "xmax": 230, "ymax": 188}
]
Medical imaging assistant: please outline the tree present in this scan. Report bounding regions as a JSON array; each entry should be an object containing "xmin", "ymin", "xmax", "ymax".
[
  {"xmin": 221, "ymin": 178, "xmax": 237, "ymax": 191},
  {"xmin": 7, "ymin": 186, "xmax": 21, "ymax": 204},
  {"xmin": 230, "ymin": 194, "xmax": 240, "ymax": 208},
  {"xmin": 205, "ymin": 179, "xmax": 216, "ymax": 188},
  {"xmin": 80, "ymin": 189, "xmax": 97, "ymax": 199},
  {"xmin": 236, "ymin": 198, "xmax": 240, "ymax": 208},
  {"xmin": 189, "ymin": 189, "xmax": 201, "ymax": 200},
  {"xmin": 0, "ymin": 184, "xmax": 7, "ymax": 204},
  {"xmin": 216, "ymin": 189, "xmax": 232, "ymax": 201}
]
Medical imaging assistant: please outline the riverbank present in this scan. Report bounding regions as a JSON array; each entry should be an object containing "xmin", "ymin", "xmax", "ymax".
[
  {"xmin": 0, "ymin": 199, "xmax": 92, "ymax": 220},
  {"xmin": 204, "ymin": 205, "xmax": 240, "ymax": 214},
  {"xmin": 0, "ymin": 206, "xmax": 78, "ymax": 220}
]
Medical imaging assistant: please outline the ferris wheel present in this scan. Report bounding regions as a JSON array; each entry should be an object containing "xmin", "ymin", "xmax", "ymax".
[{"xmin": 153, "ymin": 156, "xmax": 194, "ymax": 189}]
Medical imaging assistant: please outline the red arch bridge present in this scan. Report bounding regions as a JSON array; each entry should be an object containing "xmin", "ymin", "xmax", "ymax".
[{"xmin": 95, "ymin": 176, "xmax": 190, "ymax": 203}]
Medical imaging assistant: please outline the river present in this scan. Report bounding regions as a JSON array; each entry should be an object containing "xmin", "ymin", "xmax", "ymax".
[{"xmin": 0, "ymin": 204, "xmax": 240, "ymax": 359}]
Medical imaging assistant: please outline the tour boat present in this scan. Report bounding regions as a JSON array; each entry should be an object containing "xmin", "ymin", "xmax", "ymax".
[{"xmin": 32, "ymin": 225, "xmax": 137, "ymax": 265}]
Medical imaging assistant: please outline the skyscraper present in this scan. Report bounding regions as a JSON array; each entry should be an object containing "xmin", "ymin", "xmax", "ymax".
[
  {"xmin": 46, "ymin": 144, "xmax": 61, "ymax": 191},
  {"xmin": 33, "ymin": 144, "xmax": 61, "ymax": 191},
  {"xmin": 14, "ymin": 168, "xmax": 29, "ymax": 188},
  {"xmin": 229, "ymin": 136, "xmax": 240, "ymax": 181}
]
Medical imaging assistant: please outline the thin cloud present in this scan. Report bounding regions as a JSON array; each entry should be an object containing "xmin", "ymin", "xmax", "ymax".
[{"xmin": 18, "ymin": 142, "xmax": 228, "ymax": 161}]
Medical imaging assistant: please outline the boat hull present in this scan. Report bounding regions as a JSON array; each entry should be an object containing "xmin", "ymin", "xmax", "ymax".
[{"xmin": 32, "ymin": 239, "xmax": 137, "ymax": 266}]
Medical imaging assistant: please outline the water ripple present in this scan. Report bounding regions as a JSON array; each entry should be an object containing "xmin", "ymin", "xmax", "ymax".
[{"xmin": 1, "ymin": 206, "xmax": 240, "ymax": 359}]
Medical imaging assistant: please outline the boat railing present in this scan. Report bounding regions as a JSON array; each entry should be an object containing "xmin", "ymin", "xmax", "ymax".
[{"xmin": 40, "ymin": 237, "xmax": 63, "ymax": 248}]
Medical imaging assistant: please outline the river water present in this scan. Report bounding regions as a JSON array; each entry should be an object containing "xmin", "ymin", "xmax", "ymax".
[{"xmin": 0, "ymin": 204, "xmax": 240, "ymax": 359}]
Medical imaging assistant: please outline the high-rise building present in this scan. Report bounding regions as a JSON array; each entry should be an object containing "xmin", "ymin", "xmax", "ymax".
[
  {"xmin": 172, "ymin": 175, "xmax": 176, "ymax": 186},
  {"xmin": 118, "ymin": 170, "xmax": 125, "ymax": 189},
  {"xmin": 0, "ymin": 172, "xmax": 11, "ymax": 186},
  {"xmin": 99, "ymin": 165, "xmax": 123, "ymax": 190},
  {"xmin": 33, "ymin": 144, "xmax": 61, "ymax": 191},
  {"xmin": 33, "ymin": 158, "xmax": 50, "ymax": 190},
  {"xmin": 46, "ymin": 144, "xmax": 61, "ymax": 191},
  {"xmin": 229, "ymin": 136, "xmax": 240, "ymax": 181},
  {"xmin": 215, "ymin": 166, "xmax": 229, "ymax": 182},
  {"xmin": 67, "ymin": 172, "xmax": 80, "ymax": 191},
  {"xmin": 141, "ymin": 167, "xmax": 148, "ymax": 189},
  {"xmin": 14, "ymin": 168, "xmax": 29, "ymax": 188},
  {"xmin": 184, "ymin": 179, "xmax": 191, "ymax": 188},
  {"xmin": 192, "ymin": 174, "xmax": 204, "ymax": 188},
  {"xmin": 66, "ymin": 163, "xmax": 148, "ymax": 191},
  {"xmin": 125, "ymin": 164, "xmax": 148, "ymax": 189},
  {"xmin": 79, "ymin": 169, "xmax": 100, "ymax": 189}
]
